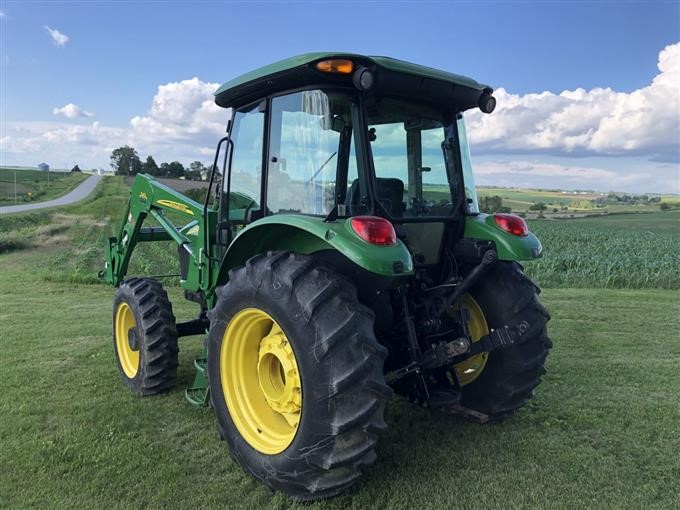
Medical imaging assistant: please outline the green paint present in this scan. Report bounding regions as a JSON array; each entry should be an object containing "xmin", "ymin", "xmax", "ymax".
[
  {"xmin": 100, "ymin": 174, "xmax": 215, "ymax": 292},
  {"xmin": 217, "ymin": 214, "xmax": 413, "ymax": 283},
  {"xmin": 214, "ymin": 52, "xmax": 488, "ymax": 106},
  {"xmin": 464, "ymin": 214, "xmax": 543, "ymax": 260}
]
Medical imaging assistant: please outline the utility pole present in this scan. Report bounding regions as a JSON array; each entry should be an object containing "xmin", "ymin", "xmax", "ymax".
[{"xmin": 14, "ymin": 169, "xmax": 17, "ymax": 203}]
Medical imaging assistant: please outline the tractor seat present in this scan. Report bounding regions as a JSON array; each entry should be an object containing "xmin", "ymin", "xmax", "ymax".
[{"xmin": 347, "ymin": 178, "xmax": 405, "ymax": 218}]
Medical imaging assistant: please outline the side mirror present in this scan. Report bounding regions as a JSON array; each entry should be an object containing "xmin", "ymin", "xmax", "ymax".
[
  {"xmin": 478, "ymin": 93, "xmax": 496, "ymax": 114},
  {"xmin": 321, "ymin": 115, "xmax": 345, "ymax": 133}
]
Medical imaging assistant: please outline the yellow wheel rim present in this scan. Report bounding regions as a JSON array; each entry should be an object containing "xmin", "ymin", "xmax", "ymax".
[
  {"xmin": 220, "ymin": 308, "xmax": 302, "ymax": 455},
  {"xmin": 115, "ymin": 302, "xmax": 139, "ymax": 378},
  {"xmin": 453, "ymin": 295, "xmax": 490, "ymax": 386}
]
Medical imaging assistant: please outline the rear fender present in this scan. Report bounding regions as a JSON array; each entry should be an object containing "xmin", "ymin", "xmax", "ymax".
[
  {"xmin": 464, "ymin": 214, "xmax": 542, "ymax": 260},
  {"xmin": 214, "ymin": 215, "xmax": 414, "ymax": 287}
]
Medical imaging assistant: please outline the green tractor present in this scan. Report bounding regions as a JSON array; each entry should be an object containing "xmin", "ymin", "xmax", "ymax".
[{"xmin": 102, "ymin": 53, "xmax": 551, "ymax": 500}]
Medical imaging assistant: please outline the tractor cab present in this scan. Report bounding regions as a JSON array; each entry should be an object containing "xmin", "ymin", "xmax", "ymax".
[{"xmin": 210, "ymin": 54, "xmax": 496, "ymax": 268}]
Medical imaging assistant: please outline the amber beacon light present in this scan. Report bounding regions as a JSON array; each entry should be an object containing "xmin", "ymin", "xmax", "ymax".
[{"xmin": 316, "ymin": 59, "xmax": 355, "ymax": 74}]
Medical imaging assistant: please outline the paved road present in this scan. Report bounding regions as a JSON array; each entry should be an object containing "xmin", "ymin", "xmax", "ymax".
[{"xmin": 0, "ymin": 175, "xmax": 102, "ymax": 215}]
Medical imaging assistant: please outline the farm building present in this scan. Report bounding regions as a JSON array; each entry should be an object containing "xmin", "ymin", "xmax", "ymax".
[{"xmin": 38, "ymin": 163, "xmax": 50, "ymax": 171}]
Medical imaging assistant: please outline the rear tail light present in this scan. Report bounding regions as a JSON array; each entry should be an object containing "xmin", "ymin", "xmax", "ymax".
[
  {"xmin": 350, "ymin": 216, "xmax": 397, "ymax": 246},
  {"xmin": 494, "ymin": 213, "xmax": 529, "ymax": 237}
]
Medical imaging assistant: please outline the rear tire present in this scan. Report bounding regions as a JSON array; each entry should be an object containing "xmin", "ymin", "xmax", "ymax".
[
  {"xmin": 207, "ymin": 252, "xmax": 391, "ymax": 500},
  {"xmin": 112, "ymin": 278, "xmax": 179, "ymax": 395},
  {"xmin": 459, "ymin": 261, "xmax": 552, "ymax": 421}
]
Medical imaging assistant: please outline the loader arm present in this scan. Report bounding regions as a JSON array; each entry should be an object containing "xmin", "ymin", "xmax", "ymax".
[{"xmin": 100, "ymin": 174, "xmax": 217, "ymax": 292}]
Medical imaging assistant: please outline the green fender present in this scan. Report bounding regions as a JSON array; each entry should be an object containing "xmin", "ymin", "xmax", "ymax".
[
  {"xmin": 215, "ymin": 215, "xmax": 414, "ymax": 286},
  {"xmin": 464, "ymin": 214, "xmax": 542, "ymax": 260}
]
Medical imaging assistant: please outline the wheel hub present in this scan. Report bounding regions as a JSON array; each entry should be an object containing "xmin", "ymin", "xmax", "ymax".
[
  {"xmin": 127, "ymin": 328, "xmax": 139, "ymax": 351},
  {"xmin": 115, "ymin": 302, "xmax": 140, "ymax": 378},
  {"xmin": 257, "ymin": 333, "xmax": 301, "ymax": 419}
]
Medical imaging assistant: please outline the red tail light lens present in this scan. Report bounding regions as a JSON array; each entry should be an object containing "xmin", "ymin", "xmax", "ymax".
[
  {"xmin": 494, "ymin": 213, "xmax": 529, "ymax": 237},
  {"xmin": 350, "ymin": 216, "xmax": 397, "ymax": 246}
]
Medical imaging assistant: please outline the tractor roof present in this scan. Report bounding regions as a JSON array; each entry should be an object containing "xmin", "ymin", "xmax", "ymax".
[{"xmin": 214, "ymin": 52, "xmax": 492, "ymax": 111}]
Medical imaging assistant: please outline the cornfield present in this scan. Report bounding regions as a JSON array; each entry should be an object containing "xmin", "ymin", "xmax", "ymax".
[{"xmin": 525, "ymin": 212, "xmax": 680, "ymax": 289}]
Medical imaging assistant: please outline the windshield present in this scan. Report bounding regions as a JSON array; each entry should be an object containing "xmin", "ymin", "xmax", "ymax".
[{"xmin": 366, "ymin": 98, "xmax": 461, "ymax": 218}]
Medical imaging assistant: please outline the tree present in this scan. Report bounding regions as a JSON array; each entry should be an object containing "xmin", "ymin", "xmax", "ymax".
[
  {"xmin": 529, "ymin": 201, "xmax": 547, "ymax": 212},
  {"xmin": 110, "ymin": 146, "xmax": 142, "ymax": 176},
  {"xmin": 479, "ymin": 195, "xmax": 510, "ymax": 213},
  {"xmin": 186, "ymin": 161, "xmax": 206, "ymax": 181},
  {"xmin": 71, "ymin": 164, "xmax": 81, "ymax": 173},
  {"xmin": 142, "ymin": 155, "xmax": 159, "ymax": 176},
  {"xmin": 660, "ymin": 202, "xmax": 671, "ymax": 211},
  {"xmin": 165, "ymin": 161, "xmax": 186, "ymax": 178}
]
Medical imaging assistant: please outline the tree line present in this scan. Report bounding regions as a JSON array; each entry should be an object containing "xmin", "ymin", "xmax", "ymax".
[{"xmin": 110, "ymin": 145, "xmax": 208, "ymax": 181}]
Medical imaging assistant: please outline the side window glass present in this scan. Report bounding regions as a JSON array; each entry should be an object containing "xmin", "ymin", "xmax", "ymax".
[
  {"xmin": 226, "ymin": 104, "xmax": 264, "ymax": 220},
  {"xmin": 267, "ymin": 90, "xmax": 352, "ymax": 216}
]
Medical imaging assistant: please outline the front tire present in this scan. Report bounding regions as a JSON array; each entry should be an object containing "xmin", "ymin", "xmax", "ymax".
[
  {"xmin": 112, "ymin": 278, "xmax": 179, "ymax": 395},
  {"xmin": 207, "ymin": 252, "xmax": 391, "ymax": 500},
  {"xmin": 457, "ymin": 261, "xmax": 552, "ymax": 421}
]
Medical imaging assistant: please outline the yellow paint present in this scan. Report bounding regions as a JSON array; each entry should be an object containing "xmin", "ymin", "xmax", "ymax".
[
  {"xmin": 220, "ymin": 308, "xmax": 301, "ymax": 454},
  {"xmin": 139, "ymin": 191, "xmax": 148, "ymax": 201},
  {"xmin": 115, "ymin": 302, "xmax": 139, "ymax": 378},
  {"xmin": 156, "ymin": 199, "xmax": 194, "ymax": 215},
  {"xmin": 453, "ymin": 295, "xmax": 490, "ymax": 386}
]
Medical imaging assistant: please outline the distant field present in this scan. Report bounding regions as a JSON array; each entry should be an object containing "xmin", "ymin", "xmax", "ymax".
[
  {"xmin": 477, "ymin": 187, "xmax": 673, "ymax": 215},
  {"xmin": 0, "ymin": 167, "xmax": 88, "ymax": 204},
  {"xmin": 479, "ymin": 187, "xmax": 599, "ymax": 207}
]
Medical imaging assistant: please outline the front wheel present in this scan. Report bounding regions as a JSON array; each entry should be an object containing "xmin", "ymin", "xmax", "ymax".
[
  {"xmin": 112, "ymin": 278, "xmax": 179, "ymax": 395},
  {"xmin": 454, "ymin": 261, "xmax": 552, "ymax": 421},
  {"xmin": 207, "ymin": 252, "xmax": 391, "ymax": 501}
]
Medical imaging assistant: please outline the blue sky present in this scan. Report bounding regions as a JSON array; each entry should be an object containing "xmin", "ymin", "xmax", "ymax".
[{"xmin": 1, "ymin": 1, "xmax": 679, "ymax": 192}]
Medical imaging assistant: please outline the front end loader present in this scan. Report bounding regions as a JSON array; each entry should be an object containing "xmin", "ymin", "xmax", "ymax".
[{"xmin": 102, "ymin": 53, "xmax": 551, "ymax": 500}]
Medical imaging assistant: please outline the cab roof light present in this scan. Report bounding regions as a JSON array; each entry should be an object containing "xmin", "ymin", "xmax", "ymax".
[{"xmin": 316, "ymin": 59, "xmax": 354, "ymax": 74}]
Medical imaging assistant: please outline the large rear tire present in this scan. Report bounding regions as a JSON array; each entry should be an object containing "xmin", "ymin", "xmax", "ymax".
[
  {"xmin": 207, "ymin": 252, "xmax": 391, "ymax": 501},
  {"xmin": 112, "ymin": 278, "xmax": 179, "ymax": 395},
  {"xmin": 457, "ymin": 261, "xmax": 552, "ymax": 421}
]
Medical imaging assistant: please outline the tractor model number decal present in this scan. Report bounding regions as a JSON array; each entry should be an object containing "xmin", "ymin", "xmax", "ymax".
[{"xmin": 156, "ymin": 200, "xmax": 194, "ymax": 215}]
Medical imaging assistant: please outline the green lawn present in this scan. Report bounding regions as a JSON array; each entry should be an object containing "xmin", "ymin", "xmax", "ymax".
[
  {"xmin": 1, "ymin": 176, "xmax": 679, "ymax": 508},
  {"xmin": 1, "ymin": 251, "xmax": 678, "ymax": 508},
  {"xmin": 0, "ymin": 167, "xmax": 88, "ymax": 204}
]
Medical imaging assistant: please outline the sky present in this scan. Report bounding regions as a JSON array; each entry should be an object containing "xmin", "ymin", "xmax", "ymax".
[{"xmin": 0, "ymin": 0, "xmax": 678, "ymax": 193}]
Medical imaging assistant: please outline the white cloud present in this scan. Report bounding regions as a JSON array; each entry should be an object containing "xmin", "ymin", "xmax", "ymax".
[
  {"xmin": 130, "ymin": 77, "xmax": 224, "ymax": 145},
  {"xmin": 44, "ymin": 25, "xmax": 69, "ymax": 46},
  {"xmin": 53, "ymin": 103, "xmax": 94, "ymax": 118},
  {"xmin": 1, "ymin": 44, "xmax": 678, "ymax": 192},
  {"xmin": 475, "ymin": 160, "xmax": 645, "ymax": 183},
  {"xmin": 0, "ymin": 10, "xmax": 6, "ymax": 18},
  {"xmin": 465, "ymin": 42, "xmax": 680, "ymax": 162}
]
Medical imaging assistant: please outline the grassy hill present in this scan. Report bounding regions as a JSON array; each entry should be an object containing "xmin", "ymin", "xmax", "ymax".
[{"xmin": 0, "ymin": 166, "xmax": 88, "ymax": 204}]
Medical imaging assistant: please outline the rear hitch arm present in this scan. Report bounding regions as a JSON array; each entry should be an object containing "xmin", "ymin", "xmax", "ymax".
[
  {"xmin": 384, "ymin": 319, "xmax": 529, "ymax": 384},
  {"xmin": 434, "ymin": 248, "xmax": 497, "ymax": 317}
]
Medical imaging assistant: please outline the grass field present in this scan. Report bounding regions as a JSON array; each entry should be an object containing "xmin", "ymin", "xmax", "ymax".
[
  {"xmin": 0, "ymin": 167, "xmax": 88, "ymax": 204},
  {"xmin": 1, "ymin": 253, "xmax": 678, "ymax": 508},
  {"xmin": 1, "ymin": 176, "xmax": 679, "ymax": 508}
]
